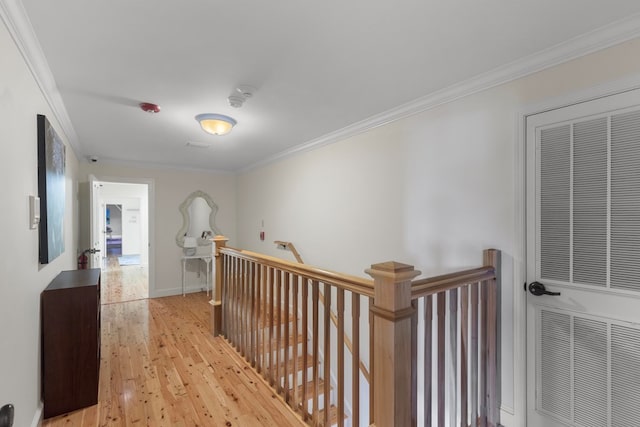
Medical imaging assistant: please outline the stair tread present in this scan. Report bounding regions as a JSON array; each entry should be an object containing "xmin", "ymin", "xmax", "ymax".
[
  {"xmin": 295, "ymin": 377, "xmax": 326, "ymax": 398},
  {"xmin": 265, "ymin": 352, "xmax": 316, "ymax": 378},
  {"xmin": 259, "ymin": 332, "xmax": 305, "ymax": 352},
  {"xmin": 318, "ymin": 404, "xmax": 347, "ymax": 425}
]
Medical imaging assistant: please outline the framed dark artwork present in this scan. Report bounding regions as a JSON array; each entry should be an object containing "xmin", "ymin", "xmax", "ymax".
[{"xmin": 37, "ymin": 114, "xmax": 66, "ymax": 264}]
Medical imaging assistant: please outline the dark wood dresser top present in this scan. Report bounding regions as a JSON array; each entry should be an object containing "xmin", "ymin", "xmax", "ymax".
[{"xmin": 44, "ymin": 268, "xmax": 101, "ymax": 291}]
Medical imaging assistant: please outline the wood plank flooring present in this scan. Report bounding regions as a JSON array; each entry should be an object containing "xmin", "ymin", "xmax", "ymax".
[
  {"xmin": 101, "ymin": 256, "xmax": 148, "ymax": 304},
  {"xmin": 43, "ymin": 292, "xmax": 306, "ymax": 427}
]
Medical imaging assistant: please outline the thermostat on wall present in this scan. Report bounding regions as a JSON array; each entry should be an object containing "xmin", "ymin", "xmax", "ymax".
[{"xmin": 29, "ymin": 195, "xmax": 40, "ymax": 229}]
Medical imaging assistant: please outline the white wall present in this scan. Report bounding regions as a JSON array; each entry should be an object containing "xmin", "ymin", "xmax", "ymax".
[
  {"xmin": 0, "ymin": 19, "xmax": 80, "ymax": 427},
  {"xmin": 236, "ymin": 38, "xmax": 640, "ymax": 423},
  {"xmin": 78, "ymin": 163, "xmax": 236, "ymax": 297}
]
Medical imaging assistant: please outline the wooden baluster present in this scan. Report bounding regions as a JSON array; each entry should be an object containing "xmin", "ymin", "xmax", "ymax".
[
  {"xmin": 251, "ymin": 261, "xmax": 257, "ymax": 367},
  {"xmin": 480, "ymin": 282, "xmax": 487, "ymax": 427},
  {"xmin": 230, "ymin": 256, "xmax": 237, "ymax": 347},
  {"xmin": 368, "ymin": 296, "xmax": 374, "ymax": 425},
  {"xmin": 242, "ymin": 259, "xmax": 248, "ymax": 355},
  {"xmin": 311, "ymin": 280, "xmax": 320, "ymax": 426},
  {"xmin": 461, "ymin": 285, "xmax": 469, "ymax": 427},
  {"xmin": 235, "ymin": 256, "xmax": 240, "ymax": 345},
  {"xmin": 228, "ymin": 254, "xmax": 234, "ymax": 341},
  {"xmin": 229, "ymin": 257, "xmax": 238, "ymax": 350},
  {"xmin": 323, "ymin": 283, "xmax": 332, "ymax": 427},
  {"xmin": 246, "ymin": 260, "xmax": 251, "ymax": 359},
  {"xmin": 256, "ymin": 263, "xmax": 263, "ymax": 373},
  {"xmin": 221, "ymin": 254, "xmax": 228, "ymax": 334},
  {"xmin": 245, "ymin": 260, "xmax": 250, "ymax": 361},
  {"xmin": 337, "ymin": 288, "xmax": 345, "ymax": 427},
  {"xmin": 424, "ymin": 295, "xmax": 433, "ymax": 426},
  {"xmin": 437, "ymin": 291, "xmax": 446, "ymax": 427},
  {"xmin": 235, "ymin": 257, "xmax": 240, "ymax": 348},
  {"xmin": 352, "ymin": 293, "xmax": 360, "ymax": 427},
  {"xmin": 276, "ymin": 269, "xmax": 282, "ymax": 394},
  {"xmin": 302, "ymin": 278, "xmax": 309, "ymax": 419},
  {"xmin": 292, "ymin": 274, "xmax": 299, "ymax": 411},
  {"xmin": 484, "ymin": 249, "xmax": 500, "ymax": 427},
  {"xmin": 411, "ymin": 300, "xmax": 418, "ymax": 427},
  {"xmin": 471, "ymin": 282, "xmax": 479, "ymax": 426},
  {"xmin": 450, "ymin": 288, "xmax": 458, "ymax": 427},
  {"xmin": 211, "ymin": 236, "xmax": 228, "ymax": 336},
  {"xmin": 261, "ymin": 264, "xmax": 269, "ymax": 380},
  {"xmin": 284, "ymin": 272, "xmax": 291, "ymax": 402},
  {"xmin": 269, "ymin": 267, "xmax": 275, "ymax": 387},
  {"xmin": 366, "ymin": 262, "xmax": 420, "ymax": 427}
]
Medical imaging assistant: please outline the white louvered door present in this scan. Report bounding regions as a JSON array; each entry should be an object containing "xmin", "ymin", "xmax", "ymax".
[{"xmin": 526, "ymin": 89, "xmax": 640, "ymax": 427}]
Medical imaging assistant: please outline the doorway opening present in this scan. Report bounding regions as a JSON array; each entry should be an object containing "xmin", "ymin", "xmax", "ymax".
[{"xmin": 93, "ymin": 180, "xmax": 150, "ymax": 304}]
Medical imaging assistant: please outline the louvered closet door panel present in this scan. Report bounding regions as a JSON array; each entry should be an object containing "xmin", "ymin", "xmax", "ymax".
[
  {"xmin": 538, "ymin": 310, "xmax": 571, "ymax": 419},
  {"xmin": 573, "ymin": 117, "xmax": 607, "ymax": 286},
  {"xmin": 573, "ymin": 318, "xmax": 607, "ymax": 427},
  {"xmin": 611, "ymin": 110, "xmax": 640, "ymax": 292},
  {"xmin": 611, "ymin": 324, "xmax": 640, "ymax": 426},
  {"xmin": 540, "ymin": 125, "xmax": 571, "ymax": 282}
]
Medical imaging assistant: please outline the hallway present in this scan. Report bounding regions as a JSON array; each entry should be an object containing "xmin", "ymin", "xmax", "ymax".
[
  {"xmin": 42, "ymin": 292, "xmax": 304, "ymax": 427},
  {"xmin": 101, "ymin": 255, "xmax": 148, "ymax": 304}
]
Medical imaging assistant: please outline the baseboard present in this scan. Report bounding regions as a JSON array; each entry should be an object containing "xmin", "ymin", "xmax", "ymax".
[
  {"xmin": 500, "ymin": 407, "xmax": 516, "ymax": 427},
  {"xmin": 150, "ymin": 286, "xmax": 210, "ymax": 298},
  {"xmin": 30, "ymin": 403, "xmax": 43, "ymax": 427}
]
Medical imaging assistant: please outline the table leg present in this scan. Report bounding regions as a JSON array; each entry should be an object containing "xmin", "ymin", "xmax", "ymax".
[
  {"xmin": 182, "ymin": 258, "xmax": 186, "ymax": 296},
  {"xmin": 207, "ymin": 259, "xmax": 211, "ymax": 296}
]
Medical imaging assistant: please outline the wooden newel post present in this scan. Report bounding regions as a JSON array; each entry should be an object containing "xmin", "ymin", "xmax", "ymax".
[
  {"xmin": 210, "ymin": 235, "xmax": 228, "ymax": 336},
  {"xmin": 483, "ymin": 248, "xmax": 501, "ymax": 427},
  {"xmin": 366, "ymin": 261, "xmax": 421, "ymax": 427}
]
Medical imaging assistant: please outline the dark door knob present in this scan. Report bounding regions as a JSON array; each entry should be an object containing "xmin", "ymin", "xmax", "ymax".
[{"xmin": 529, "ymin": 281, "xmax": 561, "ymax": 296}]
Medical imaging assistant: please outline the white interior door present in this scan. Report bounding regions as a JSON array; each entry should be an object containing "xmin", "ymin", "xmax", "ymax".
[
  {"xmin": 89, "ymin": 175, "xmax": 102, "ymax": 268},
  {"xmin": 526, "ymin": 89, "xmax": 640, "ymax": 427}
]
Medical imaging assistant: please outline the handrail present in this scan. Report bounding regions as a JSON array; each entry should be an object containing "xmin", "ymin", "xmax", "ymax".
[
  {"xmin": 411, "ymin": 265, "xmax": 496, "ymax": 299},
  {"xmin": 220, "ymin": 246, "xmax": 375, "ymax": 297},
  {"xmin": 274, "ymin": 240, "xmax": 304, "ymax": 263}
]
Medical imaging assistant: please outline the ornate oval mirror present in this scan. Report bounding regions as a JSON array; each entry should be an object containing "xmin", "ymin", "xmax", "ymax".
[{"xmin": 175, "ymin": 190, "xmax": 222, "ymax": 248}]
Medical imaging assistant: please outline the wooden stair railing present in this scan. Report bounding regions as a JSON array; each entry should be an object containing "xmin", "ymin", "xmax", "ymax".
[
  {"xmin": 211, "ymin": 237, "xmax": 372, "ymax": 426},
  {"xmin": 210, "ymin": 236, "xmax": 500, "ymax": 427}
]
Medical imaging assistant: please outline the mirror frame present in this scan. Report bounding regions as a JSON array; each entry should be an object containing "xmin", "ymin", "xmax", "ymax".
[{"xmin": 175, "ymin": 190, "xmax": 222, "ymax": 247}]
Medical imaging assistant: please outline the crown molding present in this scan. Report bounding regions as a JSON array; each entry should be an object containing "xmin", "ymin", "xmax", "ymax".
[
  {"xmin": 0, "ymin": 0, "xmax": 81, "ymax": 156},
  {"xmin": 242, "ymin": 13, "xmax": 640, "ymax": 173}
]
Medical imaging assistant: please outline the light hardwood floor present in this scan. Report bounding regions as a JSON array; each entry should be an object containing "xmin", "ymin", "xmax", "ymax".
[
  {"xmin": 43, "ymin": 292, "xmax": 306, "ymax": 427},
  {"xmin": 101, "ymin": 256, "xmax": 148, "ymax": 304}
]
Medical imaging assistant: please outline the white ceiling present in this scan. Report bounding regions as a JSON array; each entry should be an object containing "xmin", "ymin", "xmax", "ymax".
[{"xmin": 14, "ymin": 0, "xmax": 640, "ymax": 172}]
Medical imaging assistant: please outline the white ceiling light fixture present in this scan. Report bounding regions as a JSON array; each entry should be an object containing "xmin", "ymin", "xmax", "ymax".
[{"xmin": 195, "ymin": 113, "xmax": 237, "ymax": 136}]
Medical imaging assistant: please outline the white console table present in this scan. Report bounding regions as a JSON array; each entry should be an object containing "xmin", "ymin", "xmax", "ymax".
[{"xmin": 181, "ymin": 255, "xmax": 212, "ymax": 296}]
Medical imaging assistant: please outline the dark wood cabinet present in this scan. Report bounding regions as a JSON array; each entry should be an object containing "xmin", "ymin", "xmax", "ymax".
[{"xmin": 41, "ymin": 268, "xmax": 101, "ymax": 419}]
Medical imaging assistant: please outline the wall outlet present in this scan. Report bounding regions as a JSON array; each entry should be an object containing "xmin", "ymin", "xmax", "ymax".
[{"xmin": 0, "ymin": 404, "xmax": 14, "ymax": 427}]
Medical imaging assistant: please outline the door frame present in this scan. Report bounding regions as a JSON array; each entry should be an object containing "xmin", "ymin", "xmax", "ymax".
[
  {"xmin": 512, "ymin": 74, "xmax": 640, "ymax": 426},
  {"xmin": 89, "ymin": 175, "xmax": 156, "ymax": 298}
]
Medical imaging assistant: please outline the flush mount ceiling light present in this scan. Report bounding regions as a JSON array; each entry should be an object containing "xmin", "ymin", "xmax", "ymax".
[{"xmin": 195, "ymin": 113, "xmax": 237, "ymax": 136}]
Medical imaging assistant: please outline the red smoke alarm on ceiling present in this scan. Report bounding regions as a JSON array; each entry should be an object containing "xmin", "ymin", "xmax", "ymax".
[{"xmin": 139, "ymin": 102, "xmax": 161, "ymax": 113}]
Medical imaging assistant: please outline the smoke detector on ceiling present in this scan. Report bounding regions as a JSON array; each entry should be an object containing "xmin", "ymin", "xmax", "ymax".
[
  {"xmin": 139, "ymin": 102, "xmax": 161, "ymax": 113},
  {"xmin": 228, "ymin": 85, "xmax": 256, "ymax": 108}
]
